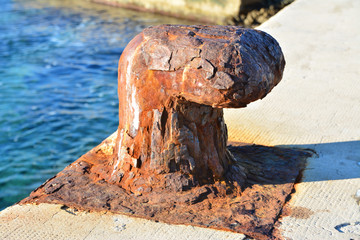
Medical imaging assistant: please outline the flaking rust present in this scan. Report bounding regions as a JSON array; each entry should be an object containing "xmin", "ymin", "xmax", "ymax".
[
  {"xmin": 110, "ymin": 25, "xmax": 285, "ymax": 192},
  {"xmin": 20, "ymin": 25, "xmax": 312, "ymax": 239}
]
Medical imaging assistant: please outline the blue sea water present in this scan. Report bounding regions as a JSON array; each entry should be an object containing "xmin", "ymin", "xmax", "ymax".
[{"xmin": 0, "ymin": 0, "xmax": 192, "ymax": 210}]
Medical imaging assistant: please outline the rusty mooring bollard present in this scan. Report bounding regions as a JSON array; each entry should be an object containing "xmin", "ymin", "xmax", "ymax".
[
  {"xmin": 22, "ymin": 25, "xmax": 304, "ymax": 239},
  {"xmin": 104, "ymin": 25, "xmax": 285, "ymax": 193}
]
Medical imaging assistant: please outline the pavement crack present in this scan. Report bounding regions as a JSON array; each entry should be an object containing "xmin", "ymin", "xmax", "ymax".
[{"xmin": 83, "ymin": 225, "xmax": 98, "ymax": 240}]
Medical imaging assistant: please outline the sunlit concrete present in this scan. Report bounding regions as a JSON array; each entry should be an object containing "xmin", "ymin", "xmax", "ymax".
[
  {"xmin": 225, "ymin": 0, "xmax": 360, "ymax": 239},
  {"xmin": 1, "ymin": 0, "xmax": 360, "ymax": 239}
]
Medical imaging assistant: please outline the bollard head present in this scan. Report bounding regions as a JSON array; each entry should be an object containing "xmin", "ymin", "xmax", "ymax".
[{"xmin": 140, "ymin": 25, "xmax": 285, "ymax": 108}]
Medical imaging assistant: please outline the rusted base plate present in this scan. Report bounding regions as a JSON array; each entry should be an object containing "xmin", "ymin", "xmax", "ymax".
[{"xmin": 20, "ymin": 139, "xmax": 312, "ymax": 240}]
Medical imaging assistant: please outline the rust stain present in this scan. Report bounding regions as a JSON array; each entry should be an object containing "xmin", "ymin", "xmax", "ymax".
[
  {"xmin": 20, "ymin": 138, "xmax": 312, "ymax": 239},
  {"xmin": 289, "ymin": 206, "xmax": 315, "ymax": 220},
  {"xmin": 19, "ymin": 25, "xmax": 295, "ymax": 240}
]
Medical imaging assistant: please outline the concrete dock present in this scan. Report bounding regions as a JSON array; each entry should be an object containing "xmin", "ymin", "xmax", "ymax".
[{"xmin": 1, "ymin": 0, "xmax": 359, "ymax": 239}]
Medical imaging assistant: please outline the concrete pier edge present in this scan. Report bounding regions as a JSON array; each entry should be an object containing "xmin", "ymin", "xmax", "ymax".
[{"xmin": 1, "ymin": 0, "xmax": 360, "ymax": 239}]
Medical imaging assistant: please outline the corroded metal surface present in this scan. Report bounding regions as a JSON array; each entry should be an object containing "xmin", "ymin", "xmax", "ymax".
[
  {"xmin": 21, "ymin": 25, "xmax": 293, "ymax": 239},
  {"xmin": 21, "ymin": 136, "xmax": 311, "ymax": 239},
  {"xmin": 109, "ymin": 25, "xmax": 285, "ymax": 192}
]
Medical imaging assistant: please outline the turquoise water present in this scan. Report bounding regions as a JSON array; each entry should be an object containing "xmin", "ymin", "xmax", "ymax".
[{"xmin": 0, "ymin": 0, "xmax": 193, "ymax": 210}]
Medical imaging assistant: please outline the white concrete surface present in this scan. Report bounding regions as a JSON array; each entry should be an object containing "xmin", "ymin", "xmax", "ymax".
[
  {"xmin": 226, "ymin": 0, "xmax": 360, "ymax": 146},
  {"xmin": 224, "ymin": 0, "xmax": 360, "ymax": 239},
  {"xmin": 1, "ymin": 0, "xmax": 360, "ymax": 239},
  {"xmin": 0, "ymin": 204, "xmax": 246, "ymax": 240}
]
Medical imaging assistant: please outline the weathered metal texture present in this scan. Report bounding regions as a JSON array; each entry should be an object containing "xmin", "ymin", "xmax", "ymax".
[
  {"xmin": 20, "ymin": 25, "xmax": 292, "ymax": 239},
  {"xmin": 20, "ymin": 136, "xmax": 311, "ymax": 239},
  {"xmin": 107, "ymin": 25, "xmax": 285, "ymax": 193}
]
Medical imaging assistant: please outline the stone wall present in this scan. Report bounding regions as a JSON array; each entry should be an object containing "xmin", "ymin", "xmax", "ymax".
[{"xmin": 92, "ymin": 0, "xmax": 265, "ymax": 24}]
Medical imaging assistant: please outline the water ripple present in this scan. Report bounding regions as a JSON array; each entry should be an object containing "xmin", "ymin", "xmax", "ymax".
[{"xmin": 0, "ymin": 0, "xmax": 194, "ymax": 209}]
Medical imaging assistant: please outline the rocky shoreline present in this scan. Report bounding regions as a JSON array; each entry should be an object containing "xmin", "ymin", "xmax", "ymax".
[
  {"xmin": 91, "ymin": 0, "xmax": 294, "ymax": 27},
  {"xmin": 235, "ymin": 0, "xmax": 294, "ymax": 27}
]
